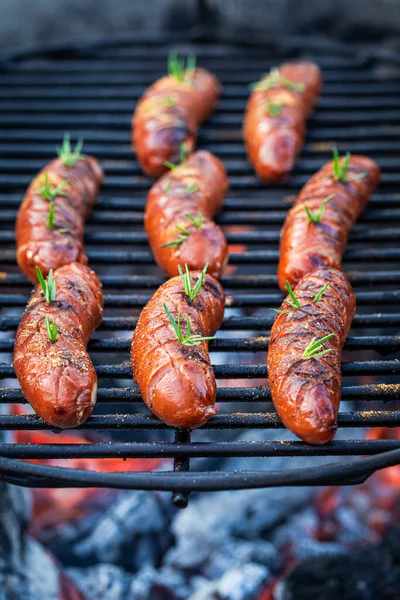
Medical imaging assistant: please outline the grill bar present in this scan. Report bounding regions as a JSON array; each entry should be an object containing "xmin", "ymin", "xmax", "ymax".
[
  {"xmin": 1, "ymin": 411, "xmax": 400, "ymax": 431},
  {"xmin": 0, "ymin": 361, "xmax": 399, "ymax": 379},
  {"xmin": 0, "ymin": 334, "xmax": 400, "ymax": 353},
  {"xmin": 1, "ymin": 439, "xmax": 400, "ymax": 460},
  {"xmin": 0, "ymin": 384, "xmax": 399, "ymax": 404},
  {"xmin": 2, "ymin": 312, "xmax": 400, "ymax": 332}
]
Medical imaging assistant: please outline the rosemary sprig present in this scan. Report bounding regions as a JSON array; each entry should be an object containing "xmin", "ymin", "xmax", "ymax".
[
  {"xmin": 36, "ymin": 267, "xmax": 56, "ymax": 303},
  {"xmin": 185, "ymin": 183, "xmax": 200, "ymax": 194},
  {"xmin": 164, "ymin": 303, "xmax": 215, "ymax": 346},
  {"xmin": 285, "ymin": 280, "xmax": 301, "ymax": 308},
  {"xmin": 57, "ymin": 134, "xmax": 86, "ymax": 167},
  {"xmin": 45, "ymin": 316, "xmax": 58, "ymax": 343},
  {"xmin": 304, "ymin": 193, "xmax": 335, "ymax": 223},
  {"xmin": 332, "ymin": 147, "xmax": 367, "ymax": 183},
  {"xmin": 273, "ymin": 280, "xmax": 301, "ymax": 314},
  {"xmin": 168, "ymin": 53, "xmax": 196, "ymax": 83},
  {"xmin": 266, "ymin": 101, "xmax": 283, "ymax": 116},
  {"xmin": 313, "ymin": 282, "xmax": 330, "ymax": 303},
  {"xmin": 164, "ymin": 180, "xmax": 171, "ymax": 195},
  {"xmin": 302, "ymin": 333, "xmax": 334, "ymax": 360},
  {"xmin": 160, "ymin": 211, "xmax": 204, "ymax": 248},
  {"xmin": 164, "ymin": 142, "xmax": 187, "ymax": 170},
  {"xmin": 274, "ymin": 280, "xmax": 331, "ymax": 315},
  {"xmin": 251, "ymin": 68, "xmax": 305, "ymax": 92},
  {"xmin": 47, "ymin": 201, "xmax": 55, "ymax": 229},
  {"xmin": 37, "ymin": 173, "xmax": 67, "ymax": 201},
  {"xmin": 179, "ymin": 263, "xmax": 208, "ymax": 302},
  {"xmin": 164, "ymin": 96, "xmax": 176, "ymax": 107}
]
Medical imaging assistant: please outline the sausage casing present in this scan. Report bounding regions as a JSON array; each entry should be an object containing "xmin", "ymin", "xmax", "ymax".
[
  {"xmin": 243, "ymin": 61, "xmax": 322, "ymax": 182},
  {"xmin": 267, "ymin": 267, "xmax": 355, "ymax": 445},
  {"xmin": 14, "ymin": 262, "xmax": 103, "ymax": 428},
  {"xmin": 133, "ymin": 69, "xmax": 220, "ymax": 178},
  {"xmin": 145, "ymin": 150, "xmax": 229, "ymax": 278},
  {"xmin": 16, "ymin": 156, "xmax": 103, "ymax": 283},
  {"xmin": 131, "ymin": 273, "xmax": 225, "ymax": 429},
  {"xmin": 278, "ymin": 155, "xmax": 380, "ymax": 290}
]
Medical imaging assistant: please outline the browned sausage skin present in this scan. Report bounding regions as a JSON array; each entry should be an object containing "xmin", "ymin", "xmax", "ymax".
[
  {"xmin": 133, "ymin": 56, "xmax": 220, "ymax": 179},
  {"xmin": 131, "ymin": 269, "xmax": 225, "ymax": 429},
  {"xmin": 243, "ymin": 62, "xmax": 322, "ymax": 182},
  {"xmin": 267, "ymin": 267, "xmax": 355, "ymax": 445},
  {"xmin": 14, "ymin": 262, "xmax": 103, "ymax": 428},
  {"xmin": 278, "ymin": 153, "xmax": 380, "ymax": 291},
  {"xmin": 145, "ymin": 150, "xmax": 229, "ymax": 278},
  {"xmin": 16, "ymin": 139, "xmax": 103, "ymax": 283}
]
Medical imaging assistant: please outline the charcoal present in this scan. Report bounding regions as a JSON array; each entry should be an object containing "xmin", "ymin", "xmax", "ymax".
[
  {"xmin": 277, "ymin": 528, "xmax": 400, "ymax": 600},
  {"xmin": 129, "ymin": 565, "xmax": 191, "ymax": 600},
  {"xmin": 0, "ymin": 481, "xmax": 85, "ymax": 600},
  {"xmin": 68, "ymin": 564, "xmax": 132, "ymax": 600},
  {"xmin": 203, "ymin": 539, "xmax": 279, "ymax": 580},
  {"xmin": 167, "ymin": 429, "xmax": 351, "ymax": 576},
  {"xmin": 41, "ymin": 490, "xmax": 174, "ymax": 571},
  {"xmin": 190, "ymin": 563, "xmax": 269, "ymax": 600}
]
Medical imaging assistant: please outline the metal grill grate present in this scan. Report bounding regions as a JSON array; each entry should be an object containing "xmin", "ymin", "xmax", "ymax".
[{"xmin": 0, "ymin": 31, "xmax": 400, "ymax": 507}]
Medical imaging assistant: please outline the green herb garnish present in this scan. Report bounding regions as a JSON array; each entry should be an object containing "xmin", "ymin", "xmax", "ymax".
[
  {"xmin": 179, "ymin": 263, "xmax": 208, "ymax": 302},
  {"xmin": 332, "ymin": 147, "xmax": 367, "ymax": 183},
  {"xmin": 168, "ymin": 53, "xmax": 196, "ymax": 83},
  {"xmin": 164, "ymin": 180, "xmax": 171, "ymax": 195},
  {"xmin": 47, "ymin": 201, "xmax": 55, "ymax": 229},
  {"xmin": 266, "ymin": 101, "xmax": 283, "ymax": 116},
  {"xmin": 251, "ymin": 68, "xmax": 305, "ymax": 92},
  {"xmin": 160, "ymin": 211, "xmax": 204, "ymax": 248},
  {"xmin": 45, "ymin": 316, "xmax": 58, "ymax": 343},
  {"xmin": 274, "ymin": 280, "xmax": 331, "ymax": 315},
  {"xmin": 57, "ymin": 134, "xmax": 86, "ymax": 167},
  {"xmin": 164, "ymin": 96, "xmax": 176, "ymax": 107},
  {"xmin": 164, "ymin": 303, "xmax": 215, "ymax": 346},
  {"xmin": 302, "ymin": 333, "xmax": 334, "ymax": 360},
  {"xmin": 36, "ymin": 267, "xmax": 56, "ymax": 303},
  {"xmin": 313, "ymin": 282, "xmax": 330, "ymax": 303},
  {"xmin": 185, "ymin": 183, "xmax": 200, "ymax": 194},
  {"xmin": 37, "ymin": 173, "xmax": 67, "ymax": 201},
  {"xmin": 273, "ymin": 280, "xmax": 301, "ymax": 314},
  {"xmin": 164, "ymin": 142, "xmax": 187, "ymax": 170},
  {"xmin": 304, "ymin": 194, "xmax": 335, "ymax": 223}
]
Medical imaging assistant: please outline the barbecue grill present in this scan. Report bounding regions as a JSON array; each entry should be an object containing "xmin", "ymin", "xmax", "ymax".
[{"xmin": 0, "ymin": 19, "xmax": 400, "ymax": 508}]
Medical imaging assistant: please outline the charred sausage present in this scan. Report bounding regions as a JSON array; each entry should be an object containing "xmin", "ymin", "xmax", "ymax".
[
  {"xmin": 16, "ymin": 140, "xmax": 103, "ymax": 283},
  {"xmin": 131, "ymin": 270, "xmax": 225, "ymax": 429},
  {"xmin": 145, "ymin": 150, "xmax": 229, "ymax": 278},
  {"xmin": 243, "ymin": 61, "xmax": 322, "ymax": 181},
  {"xmin": 278, "ymin": 153, "xmax": 380, "ymax": 290},
  {"xmin": 133, "ymin": 56, "xmax": 220, "ymax": 178},
  {"xmin": 14, "ymin": 262, "xmax": 103, "ymax": 428},
  {"xmin": 267, "ymin": 267, "xmax": 355, "ymax": 445}
]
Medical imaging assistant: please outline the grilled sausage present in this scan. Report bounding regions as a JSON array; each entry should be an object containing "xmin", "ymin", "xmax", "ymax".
[
  {"xmin": 243, "ymin": 61, "xmax": 322, "ymax": 181},
  {"xmin": 278, "ymin": 155, "xmax": 380, "ymax": 290},
  {"xmin": 16, "ymin": 155, "xmax": 103, "ymax": 283},
  {"xmin": 145, "ymin": 150, "xmax": 229, "ymax": 278},
  {"xmin": 131, "ymin": 272, "xmax": 225, "ymax": 429},
  {"xmin": 14, "ymin": 262, "xmax": 103, "ymax": 428},
  {"xmin": 133, "ymin": 66, "xmax": 220, "ymax": 178},
  {"xmin": 267, "ymin": 267, "xmax": 355, "ymax": 445}
]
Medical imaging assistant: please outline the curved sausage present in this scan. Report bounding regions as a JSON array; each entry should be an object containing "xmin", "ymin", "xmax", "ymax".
[
  {"xmin": 243, "ymin": 61, "xmax": 322, "ymax": 181},
  {"xmin": 133, "ymin": 64, "xmax": 220, "ymax": 178},
  {"xmin": 278, "ymin": 154, "xmax": 380, "ymax": 290},
  {"xmin": 131, "ymin": 271, "xmax": 225, "ymax": 429},
  {"xmin": 145, "ymin": 150, "xmax": 229, "ymax": 278},
  {"xmin": 14, "ymin": 262, "xmax": 103, "ymax": 428},
  {"xmin": 267, "ymin": 267, "xmax": 355, "ymax": 445},
  {"xmin": 16, "ymin": 155, "xmax": 103, "ymax": 283}
]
